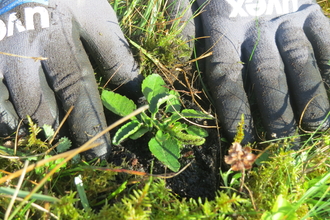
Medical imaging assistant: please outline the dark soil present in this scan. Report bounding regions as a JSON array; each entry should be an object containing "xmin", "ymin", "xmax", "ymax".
[
  {"xmin": 110, "ymin": 126, "xmax": 223, "ymax": 200},
  {"xmin": 107, "ymin": 67, "xmax": 229, "ymax": 200}
]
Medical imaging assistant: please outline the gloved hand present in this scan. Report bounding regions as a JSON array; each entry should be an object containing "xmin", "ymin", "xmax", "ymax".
[
  {"xmin": 195, "ymin": 0, "xmax": 330, "ymax": 143},
  {"xmin": 0, "ymin": 0, "xmax": 142, "ymax": 160}
]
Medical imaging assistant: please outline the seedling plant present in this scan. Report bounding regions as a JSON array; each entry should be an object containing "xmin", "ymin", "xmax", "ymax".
[{"xmin": 101, "ymin": 73, "xmax": 213, "ymax": 171}]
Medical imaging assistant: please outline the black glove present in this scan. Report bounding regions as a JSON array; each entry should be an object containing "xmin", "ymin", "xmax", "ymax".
[
  {"xmin": 195, "ymin": 0, "xmax": 330, "ymax": 143},
  {"xmin": 0, "ymin": 0, "xmax": 142, "ymax": 160}
]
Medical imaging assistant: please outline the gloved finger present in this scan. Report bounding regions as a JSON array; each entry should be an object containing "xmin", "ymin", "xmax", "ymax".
[
  {"xmin": 276, "ymin": 18, "xmax": 330, "ymax": 131},
  {"xmin": 2, "ymin": 57, "xmax": 59, "ymax": 131},
  {"xmin": 208, "ymin": 43, "xmax": 254, "ymax": 143},
  {"xmin": 63, "ymin": 0, "xmax": 142, "ymax": 99},
  {"xmin": 44, "ymin": 18, "xmax": 111, "ymax": 159},
  {"xmin": 0, "ymin": 73, "xmax": 26, "ymax": 136},
  {"xmin": 243, "ymin": 22, "xmax": 297, "ymax": 139},
  {"xmin": 196, "ymin": 0, "xmax": 254, "ymax": 143},
  {"xmin": 303, "ymin": 9, "xmax": 330, "ymax": 86}
]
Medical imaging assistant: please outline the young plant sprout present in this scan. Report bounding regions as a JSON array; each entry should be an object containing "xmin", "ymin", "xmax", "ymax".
[{"xmin": 101, "ymin": 74, "xmax": 213, "ymax": 172}]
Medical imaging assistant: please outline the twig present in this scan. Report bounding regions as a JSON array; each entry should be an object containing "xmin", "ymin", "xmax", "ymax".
[
  {"xmin": 14, "ymin": 119, "xmax": 24, "ymax": 156},
  {"xmin": 0, "ymin": 51, "xmax": 47, "ymax": 61}
]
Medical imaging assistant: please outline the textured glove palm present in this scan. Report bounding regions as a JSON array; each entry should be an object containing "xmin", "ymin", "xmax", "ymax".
[
  {"xmin": 196, "ymin": 0, "xmax": 330, "ymax": 142},
  {"xmin": 0, "ymin": 0, "xmax": 141, "ymax": 159}
]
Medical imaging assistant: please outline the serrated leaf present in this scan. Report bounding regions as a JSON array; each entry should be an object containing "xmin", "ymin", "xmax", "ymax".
[
  {"xmin": 56, "ymin": 137, "xmax": 72, "ymax": 153},
  {"xmin": 43, "ymin": 124, "xmax": 55, "ymax": 139},
  {"xmin": 149, "ymin": 130, "xmax": 180, "ymax": 172},
  {"xmin": 113, "ymin": 120, "xmax": 142, "ymax": 145},
  {"xmin": 171, "ymin": 122, "xmax": 188, "ymax": 131},
  {"xmin": 181, "ymin": 109, "xmax": 214, "ymax": 119},
  {"xmin": 149, "ymin": 93, "xmax": 177, "ymax": 116},
  {"xmin": 169, "ymin": 122, "xmax": 205, "ymax": 145},
  {"xmin": 186, "ymin": 125, "xmax": 208, "ymax": 138},
  {"xmin": 101, "ymin": 90, "xmax": 137, "ymax": 117},
  {"xmin": 169, "ymin": 109, "xmax": 214, "ymax": 123},
  {"xmin": 142, "ymin": 74, "xmax": 169, "ymax": 103},
  {"xmin": 165, "ymin": 90, "xmax": 181, "ymax": 113},
  {"xmin": 174, "ymin": 130, "xmax": 205, "ymax": 146},
  {"xmin": 129, "ymin": 126, "xmax": 149, "ymax": 140}
]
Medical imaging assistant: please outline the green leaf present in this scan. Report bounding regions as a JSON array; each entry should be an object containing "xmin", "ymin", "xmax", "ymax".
[
  {"xmin": 255, "ymin": 150, "xmax": 272, "ymax": 166},
  {"xmin": 322, "ymin": 135, "xmax": 330, "ymax": 145},
  {"xmin": 142, "ymin": 74, "xmax": 168, "ymax": 103},
  {"xmin": 149, "ymin": 130, "xmax": 180, "ymax": 172},
  {"xmin": 101, "ymin": 90, "xmax": 136, "ymax": 117},
  {"xmin": 186, "ymin": 125, "xmax": 208, "ymax": 138},
  {"xmin": 181, "ymin": 109, "xmax": 214, "ymax": 119},
  {"xmin": 136, "ymin": 111, "xmax": 154, "ymax": 130},
  {"xmin": 45, "ymin": 157, "xmax": 66, "ymax": 171},
  {"xmin": 113, "ymin": 120, "xmax": 142, "ymax": 145},
  {"xmin": 305, "ymin": 174, "xmax": 330, "ymax": 198},
  {"xmin": 72, "ymin": 154, "xmax": 81, "ymax": 164},
  {"xmin": 129, "ymin": 125, "xmax": 150, "ymax": 140},
  {"xmin": 261, "ymin": 194, "xmax": 297, "ymax": 220},
  {"xmin": 149, "ymin": 93, "xmax": 177, "ymax": 117},
  {"xmin": 0, "ymin": 187, "xmax": 59, "ymax": 202},
  {"xmin": 165, "ymin": 90, "xmax": 181, "ymax": 113},
  {"xmin": 56, "ymin": 137, "xmax": 72, "ymax": 153},
  {"xmin": 108, "ymin": 180, "xmax": 128, "ymax": 200},
  {"xmin": 296, "ymin": 172, "xmax": 330, "ymax": 208},
  {"xmin": 169, "ymin": 109, "xmax": 214, "ymax": 123},
  {"xmin": 171, "ymin": 122, "xmax": 187, "ymax": 131},
  {"xmin": 43, "ymin": 124, "xmax": 54, "ymax": 140},
  {"xmin": 74, "ymin": 175, "xmax": 90, "ymax": 210},
  {"xmin": 34, "ymin": 156, "xmax": 66, "ymax": 178},
  {"xmin": 0, "ymin": 146, "xmax": 25, "ymax": 157},
  {"xmin": 167, "ymin": 122, "xmax": 205, "ymax": 146},
  {"xmin": 173, "ymin": 130, "xmax": 205, "ymax": 146}
]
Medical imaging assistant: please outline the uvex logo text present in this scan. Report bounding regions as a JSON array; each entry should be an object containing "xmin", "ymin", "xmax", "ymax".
[
  {"xmin": 0, "ymin": 6, "xmax": 49, "ymax": 41},
  {"xmin": 226, "ymin": 0, "xmax": 299, "ymax": 17}
]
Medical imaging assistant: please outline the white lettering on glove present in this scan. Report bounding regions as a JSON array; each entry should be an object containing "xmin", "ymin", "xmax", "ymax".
[
  {"xmin": 0, "ymin": 6, "xmax": 49, "ymax": 41},
  {"xmin": 227, "ymin": 0, "xmax": 299, "ymax": 17}
]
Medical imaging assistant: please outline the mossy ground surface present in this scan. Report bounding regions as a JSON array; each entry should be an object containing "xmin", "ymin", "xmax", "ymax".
[{"xmin": 0, "ymin": 1, "xmax": 329, "ymax": 219}]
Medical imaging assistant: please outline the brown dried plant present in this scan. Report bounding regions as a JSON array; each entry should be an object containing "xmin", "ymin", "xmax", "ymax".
[
  {"xmin": 224, "ymin": 114, "xmax": 257, "ymax": 171},
  {"xmin": 225, "ymin": 142, "xmax": 257, "ymax": 171}
]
